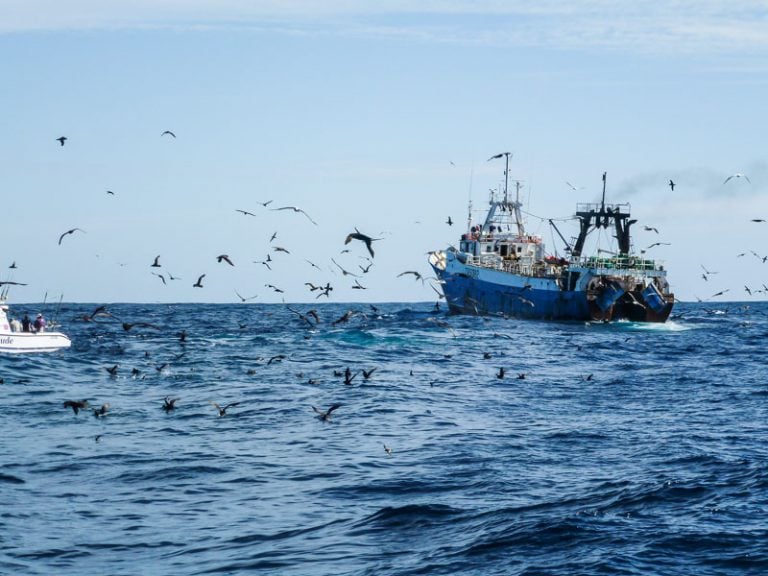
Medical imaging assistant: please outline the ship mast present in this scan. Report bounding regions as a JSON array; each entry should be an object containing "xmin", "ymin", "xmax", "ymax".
[
  {"xmin": 487, "ymin": 151, "xmax": 526, "ymax": 237},
  {"xmin": 571, "ymin": 172, "xmax": 636, "ymax": 257}
]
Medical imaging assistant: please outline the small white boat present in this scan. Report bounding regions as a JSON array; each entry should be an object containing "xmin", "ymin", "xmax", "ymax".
[{"xmin": 0, "ymin": 301, "xmax": 71, "ymax": 354}]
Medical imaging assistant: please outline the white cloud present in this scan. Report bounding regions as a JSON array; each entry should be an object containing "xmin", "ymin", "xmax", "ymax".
[{"xmin": 3, "ymin": 1, "xmax": 768, "ymax": 55}]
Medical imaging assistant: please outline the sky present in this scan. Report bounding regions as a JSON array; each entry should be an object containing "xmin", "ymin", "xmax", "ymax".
[{"xmin": 1, "ymin": 1, "xmax": 767, "ymax": 304}]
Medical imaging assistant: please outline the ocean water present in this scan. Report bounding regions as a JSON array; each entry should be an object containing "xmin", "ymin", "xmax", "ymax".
[{"xmin": 1, "ymin": 301, "xmax": 767, "ymax": 576}]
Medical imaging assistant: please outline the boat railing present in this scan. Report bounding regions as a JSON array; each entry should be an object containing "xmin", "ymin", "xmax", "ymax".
[
  {"xmin": 465, "ymin": 253, "xmax": 664, "ymax": 273},
  {"xmin": 575, "ymin": 202, "xmax": 631, "ymax": 214},
  {"xmin": 464, "ymin": 254, "xmax": 555, "ymax": 277},
  {"xmin": 569, "ymin": 254, "xmax": 664, "ymax": 271}
]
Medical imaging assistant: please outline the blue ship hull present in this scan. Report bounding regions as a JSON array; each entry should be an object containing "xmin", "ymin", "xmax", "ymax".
[{"xmin": 429, "ymin": 250, "xmax": 674, "ymax": 322}]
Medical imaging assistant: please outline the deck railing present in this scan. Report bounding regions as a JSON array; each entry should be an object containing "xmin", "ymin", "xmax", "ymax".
[{"xmin": 464, "ymin": 253, "xmax": 664, "ymax": 274}]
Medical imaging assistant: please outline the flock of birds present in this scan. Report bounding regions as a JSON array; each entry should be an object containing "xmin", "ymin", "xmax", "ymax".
[
  {"xmin": 39, "ymin": 132, "xmax": 446, "ymax": 303},
  {"xmin": 10, "ymin": 140, "xmax": 767, "ymax": 441}
]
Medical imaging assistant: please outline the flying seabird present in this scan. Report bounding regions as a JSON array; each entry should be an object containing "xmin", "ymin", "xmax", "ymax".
[
  {"xmin": 332, "ymin": 310, "xmax": 357, "ymax": 326},
  {"xmin": 313, "ymin": 403, "xmax": 342, "ymax": 422},
  {"xmin": 58, "ymin": 228, "xmax": 85, "ymax": 245},
  {"xmin": 645, "ymin": 242, "xmax": 671, "ymax": 250},
  {"xmin": 331, "ymin": 258, "xmax": 359, "ymax": 278},
  {"xmin": 344, "ymin": 228, "xmax": 380, "ymax": 258},
  {"xmin": 151, "ymin": 272, "xmax": 166, "ymax": 285},
  {"xmin": 161, "ymin": 130, "xmax": 176, "ymax": 138},
  {"xmin": 105, "ymin": 364, "xmax": 119, "ymax": 376},
  {"xmin": 56, "ymin": 136, "xmax": 67, "ymax": 146},
  {"xmin": 383, "ymin": 443, "xmax": 393, "ymax": 456},
  {"xmin": 193, "ymin": 274, "xmax": 205, "ymax": 288},
  {"xmin": 446, "ymin": 216, "xmax": 453, "ymax": 226},
  {"xmin": 362, "ymin": 367, "xmax": 377, "ymax": 380},
  {"xmin": 234, "ymin": 289, "xmax": 258, "ymax": 302},
  {"xmin": 272, "ymin": 205, "xmax": 317, "ymax": 225},
  {"xmin": 724, "ymin": 173, "xmax": 751, "ymax": 184},
  {"xmin": 398, "ymin": 270, "xmax": 424, "ymax": 283},
  {"xmin": 643, "ymin": 225, "xmax": 659, "ymax": 234},
  {"xmin": 210, "ymin": 401, "xmax": 240, "ymax": 417},
  {"xmin": 235, "ymin": 209, "xmax": 257, "ymax": 217},
  {"xmin": 151, "ymin": 255, "xmax": 161, "ymax": 267},
  {"xmin": 217, "ymin": 254, "xmax": 234, "ymax": 266},
  {"xmin": 669, "ymin": 179, "xmax": 675, "ymax": 191}
]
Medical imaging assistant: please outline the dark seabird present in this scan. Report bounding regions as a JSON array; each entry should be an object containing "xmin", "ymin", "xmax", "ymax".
[
  {"xmin": 362, "ymin": 367, "xmax": 377, "ymax": 380},
  {"xmin": 217, "ymin": 254, "xmax": 235, "ymax": 266},
  {"xmin": 643, "ymin": 225, "xmax": 659, "ymax": 234},
  {"xmin": 58, "ymin": 228, "xmax": 85, "ymax": 245},
  {"xmin": 669, "ymin": 179, "xmax": 675, "ymax": 191},
  {"xmin": 383, "ymin": 443, "xmax": 393, "ymax": 456},
  {"xmin": 161, "ymin": 130, "xmax": 176, "ymax": 138},
  {"xmin": 398, "ymin": 270, "xmax": 424, "ymax": 283},
  {"xmin": 234, "ymin": 289, "xmax": 257, "ymax": 302},
  {"xmin": 446, "ymin": 216, "xmax": 453, "ymax": 226},
  {"xmin": 496, "ymin": 367, "xmax": 505, "ymax": 379},
  {"xmin": 312, "ymin": 403, "xmax": 342, "ymax": 422},
  {"xmin": 63, "ymin": 399, "xmax": 89, "ymax": 414},
  {"xmin": 56, "ymin": 136, "xmax": 67, "ymax": 146},
  {"xmin": 152, "ymin": 272, "xmax": 166, "ymax": 285},
  {"xmin": 265, "ymin": 284, "xmax": 284, "ymax": 293},
  {"xmin": 162, "ymin": 397, "xmax": 179, "ymax": 412},
  {"xmin": 92, "ymin": 403, "xmax": 110, "ymax": 418},
  {"xmin": 210, "ymin": 401, "xmax": 240, "ymax": 416},
  {"xmin": 267, "ymin": 354, "xmax": 286, "ymax": 365},
  {"xmin": 273, "ymin": 246, "xmax": 290, "ymax": 254},
  {"xmin": 193, "ymin": 274, "xmax": 205, "ymax": 288},
  {"xmin": 151, "ymin": 255, "xmax": 161, "ymax": 267},
  {"xmin": 331, "ymin": 258, "xmax": 359, "ymax": 278},
  {"xmin": 344, "ymin": 228, "xmax": 380, "ymax": 258},
  {"xmin": 332, "ymin": 310, "xmax": 357, "ymax": 326},
  {"xmin": 235, "ymin": 209, "xmax": 257, "ymax": 217},
  {"xmin": 105, "ymin": 364, "xmax": 119, "ymax": 376}
]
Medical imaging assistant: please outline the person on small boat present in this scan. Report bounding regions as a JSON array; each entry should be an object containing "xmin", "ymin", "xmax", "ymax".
[
  {"xmin": 34, "ymin": 314, "xmax": 46, "ymax": 333},
  {"xmin": 21, "ymin": 314, "xmax": 31, "ymax": 332},
  {"xmin": 9, "ymin": 317, "xmax": 22, "ymax": 332}
]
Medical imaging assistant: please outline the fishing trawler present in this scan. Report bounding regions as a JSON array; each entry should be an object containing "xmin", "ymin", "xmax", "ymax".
[
  {"xmin": 428, "ymin": 153, "xmax": 674, "ymax": 322},
  {"xmin": 0, "ymin": 300, "xmax": 71, "ymax": 353}
]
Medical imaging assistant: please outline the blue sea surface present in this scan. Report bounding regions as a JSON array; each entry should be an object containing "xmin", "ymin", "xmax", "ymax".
[{"xmin": 1, "ymin": 301, "xmax": 767, "ymax": 575}]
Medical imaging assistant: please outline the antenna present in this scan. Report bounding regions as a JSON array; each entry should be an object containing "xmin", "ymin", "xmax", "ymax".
[
  {"xmin": 467, "ymin": 166, "xmax": 474, "ymax": 233},
  {"xmin": 601, "ymin": 171, "xmax": 607, "ymax": 211}
]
